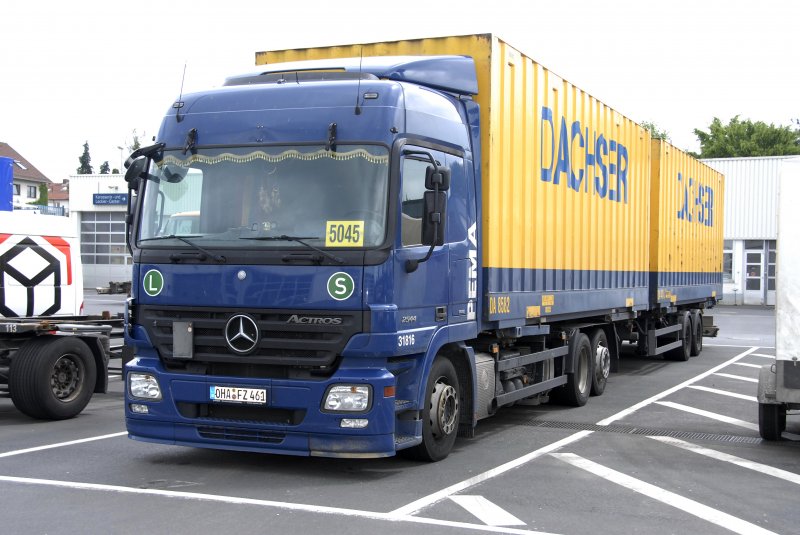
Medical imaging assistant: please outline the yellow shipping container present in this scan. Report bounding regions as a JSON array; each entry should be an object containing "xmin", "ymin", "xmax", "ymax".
[
  {"xmin": 650, "ymin": 140, "xmax": 724, "ymax": 306},
  {"xmin": 258, "ymin": 34, "xmax": 653, "ymax": 320}
]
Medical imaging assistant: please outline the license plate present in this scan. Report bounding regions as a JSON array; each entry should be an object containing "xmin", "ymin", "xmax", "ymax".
[{"xmin": 210, "ymin": 386, "xmax": 267, "ymax": 405}]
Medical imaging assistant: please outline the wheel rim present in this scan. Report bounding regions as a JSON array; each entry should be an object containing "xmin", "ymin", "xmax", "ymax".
[
  {"xmin": 50, "ymin": 354, "xmax": 84, "ymax": 402},
  {"xmin": 429, "ymin": 379, "xmax": 459, "ymax": 438},
  {"xmin": 595, "ymin": 344, "xmax": 610, "ymax": 382}
]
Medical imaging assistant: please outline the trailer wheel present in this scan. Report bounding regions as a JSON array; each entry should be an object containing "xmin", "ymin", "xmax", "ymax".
[
  {"xmin": 559, "ymin": 333, "xmax": 592, "ymax": 407},
  {"xmin": 758, "ymin": 402, "xmax": 786, "ymax": 441},
  {"xmin": 407, "ymin": 356, "xmax": 460, "ymax": 462},
  {"xmin": 590, "ymin": 329, "xmax": 610, "ymax": 396},
  {"xmin": 690, "ymin": 310, "xmax": 703, "ymax": 356},
  {"xmin": 666, "ymin": 312, "xmax": 691, "ymax": 361},
  {"xmin": 9, "ymin": 336, "xmax": 96, "ymax": 420}
]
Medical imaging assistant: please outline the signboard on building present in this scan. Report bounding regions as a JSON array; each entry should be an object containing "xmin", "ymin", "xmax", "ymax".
[{"xmin": 93, "ymin": 193, "xmax": 128, "ymax": 205}]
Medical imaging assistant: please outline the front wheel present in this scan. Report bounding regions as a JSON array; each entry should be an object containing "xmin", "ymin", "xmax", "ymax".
[
  {"xmin": 9, "ymin": 337, "xmax": 97, "ymax": 420},
  {"xmin": 407, "ymin": 356, "xmax": 460, "ymax": 462}
]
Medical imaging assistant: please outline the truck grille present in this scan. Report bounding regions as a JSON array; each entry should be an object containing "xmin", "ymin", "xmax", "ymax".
[{"xmin": 139, "ymin": 305, "xmax": 364, "ymax": 367}]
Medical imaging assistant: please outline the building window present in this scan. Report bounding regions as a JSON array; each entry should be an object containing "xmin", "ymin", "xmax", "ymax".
[
  {"xmin": 27, "ymin": 185, "xmax": 37, "ymax": 198},
  {"xmin": 80, "ymin": 212, "xmax": 131, "ymax": 266},
  {"xmin": 13, "ymin": 184, "xmax": 20, "ymax": 195},
  {"xmin": 767, "ymin": 240, "xmax": 776, "ymax": 291},
  {"xmin": 722, "ymin": 240, "xmax": 733, "ymax": 282}
]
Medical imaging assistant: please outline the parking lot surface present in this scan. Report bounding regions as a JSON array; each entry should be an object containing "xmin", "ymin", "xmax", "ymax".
[{"xmin": 2, "ymin": 306, "xmax": 798, "ymax": 534}]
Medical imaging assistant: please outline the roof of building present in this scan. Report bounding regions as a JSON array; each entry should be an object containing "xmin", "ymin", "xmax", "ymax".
[
  {"xmin": 0, "ymin": 142, "xmax": 51, "ymax": 183},
  {"xmin": 48, "ymin": 180, "xmax": 69, "ymax": 201}
]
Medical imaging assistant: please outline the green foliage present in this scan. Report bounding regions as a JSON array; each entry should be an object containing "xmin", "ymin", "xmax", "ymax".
[
  {"xmin": 77, "ymin": 141, "xmax": 93, "ymax": 174},
  {"xmin": 127, "ymin": 129, "xmax": 145, "ymax": 152},
  {"xmin": 27, "ymin": 183, "xmax": 48, "ymax": 206},
  {"xmin": 641, "ymin": 121, "xmax": 670, "ymax": 142},
  {"xmin": 99, "ymin": 161, "xmax": 111, "ymax": 174},
  {"xmin": 694, "ymin": 116, "xmax": 800, "ymax": 158}
]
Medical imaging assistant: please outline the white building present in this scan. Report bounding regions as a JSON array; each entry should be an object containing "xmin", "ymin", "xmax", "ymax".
[
  {"xmin": 68, "ymin": 174, "xmax": 132, "ymax": 288},
  {"xmin": 703, "ymin": 156, "xmax": 796, "ymax": 306}
]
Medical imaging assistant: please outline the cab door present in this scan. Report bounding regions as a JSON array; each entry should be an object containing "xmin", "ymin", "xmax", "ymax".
[{"xmin": 393, "ymin": 147, "xmax": 451, "ymax": 330}]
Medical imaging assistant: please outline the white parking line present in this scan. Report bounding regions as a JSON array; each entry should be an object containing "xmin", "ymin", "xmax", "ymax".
[
  {"xmin": 449, "ymin": 495, "xmax": 526, "ymax": 526},
  {"xmin": 750, "ymin": 353, "xmax": 776, "ymax": 359},
  {"xmin": 655, "ymin": 401, "xmax": 758, "ymax": 431},
  {"xmin": 596, "ymin": 346, "xmax": 759, "ymax": 426},
  {"xmin": 0, "ymin": 475, "xmax": 556, "ymax": 535},
  {"xmin": 648, "ymin": 436, "xmax": 800, "ymax": 485},
  {"xmin": 713, "ymin": 373, "xmax": 759, "ymax": 383},
  {"xmin": 705, "ymin": 344, "xmax": 775, "ymax": 350},
  {"xmin": 389, "ymin": 431, "xmax": 593, "ymax": 517},
  {"xmin": 550, "ymin": 453, "xmax": 778, "ymax": 535},
  {"xmin": 0, "ymin": 432, "xmax": 127, "ymax": 459},
  {"xmin": 733, "ymin": 362, "xmax": 762, "ymax": 369},
  {"xmin": 686, "ymin": 385, "xmax": 757, "ymax": 402}
]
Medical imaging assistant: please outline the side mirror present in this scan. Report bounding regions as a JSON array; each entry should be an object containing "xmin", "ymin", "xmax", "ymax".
[
  {"xmin": 125, "ymin": 158, "xmax": 147, "ymax": 191},
  {"xmin": 421, "ymin": 191, "xmax": 447, "ymax": 246},
  {"xmin": 163, "ymin": 164, "xmax": 188, "ymax": 183},
  {"xmin": 425, "ymin": 165, "xmax": 450, "ymax": 191}
]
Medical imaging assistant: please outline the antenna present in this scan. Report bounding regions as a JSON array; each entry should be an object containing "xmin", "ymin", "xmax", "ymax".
[
  {"xmin": 174, "ymin": 62, "xmax": 187, "ymax": 123},
  {"xmin": 354, "ymin": 48, "xmax": 363, "ymax": 116}
]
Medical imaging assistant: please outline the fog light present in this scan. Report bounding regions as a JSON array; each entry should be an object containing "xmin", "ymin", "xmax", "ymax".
[
  {"xmin": 340, "ymin": 418, "xmax": 369, "ymax": 429},
  {"xmin": 130, "ymin": 403, "xmax": 150, "ymax": 414},
  {"xmin": 129, "ymin": 373, "xmax": 162, "ymax": 400},
  {"xmin": 323, "ymin": 385, "xmax": 370, "ymax": 412}
]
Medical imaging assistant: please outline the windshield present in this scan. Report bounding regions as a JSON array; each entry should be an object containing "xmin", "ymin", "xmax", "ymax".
[{"xmin": 137, "ymin": 145, "xmax": 389, "ymax": 249}]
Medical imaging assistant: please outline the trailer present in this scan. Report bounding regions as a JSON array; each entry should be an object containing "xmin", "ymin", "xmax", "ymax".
[
  {"xmin": 757, "ymin": 158, "xmax": 800, "ymax": 439},
  {"xmin": 0, "ymin": 210, "xmax": 122, "ymax": 419},
  {"xmin": 122, "ymin": 34, "xmax": 724, "ymax": 460}
]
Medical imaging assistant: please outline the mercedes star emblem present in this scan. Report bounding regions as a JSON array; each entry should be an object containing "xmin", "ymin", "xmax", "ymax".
[{"xmin": 224, "ymin": 314, "xmax": 260, "ymax": 354}]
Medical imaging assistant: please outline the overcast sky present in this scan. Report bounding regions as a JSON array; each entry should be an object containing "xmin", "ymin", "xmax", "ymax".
[{"xmin": 1, "ymin": 0, "xmax": 797, "ymax": 182}]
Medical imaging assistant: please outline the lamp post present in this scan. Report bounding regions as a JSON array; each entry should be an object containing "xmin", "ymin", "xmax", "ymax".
[{"xmin": 117, "ymin": 146, "xmax": 124, "ymax": 173}]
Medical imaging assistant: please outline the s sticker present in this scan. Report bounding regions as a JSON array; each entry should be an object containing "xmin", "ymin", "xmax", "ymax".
[{"xmin": 327, "ymin": 272, "xmax": 355, "ymax": 301}]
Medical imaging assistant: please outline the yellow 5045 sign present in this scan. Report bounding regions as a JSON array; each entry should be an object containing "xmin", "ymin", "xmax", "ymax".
[{"xmin": 325, "ymin": 221, "xmax": 364, "ymax": 247}]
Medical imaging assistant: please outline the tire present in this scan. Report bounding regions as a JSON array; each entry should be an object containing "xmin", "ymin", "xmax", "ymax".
[
  {"xmin": 758, "ymin": 402, "xmax": 786, "ymax": 441},
  {"xmin": 690, "ymin": 310, "xmax": 703, "ymax": 356},
  {"xmin": 590, "ymin": 329, "xmax": 610, "ymax": 396},
  {"xmin": 666, "ymin": 312, "xmax": 691, "ymax": 361},
  {"xmin": 406, "ymin": 356, "xmax": 460, "ymax": 462},
  {"xmin": 9, "ymin": 336, "xmax": 96, "ymax": 420},
  {"xmin": 560, "ymin": 333, "xmax": 592, "ymax": 407}
]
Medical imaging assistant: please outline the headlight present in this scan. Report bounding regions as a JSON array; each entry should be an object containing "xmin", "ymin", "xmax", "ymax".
[
  {"xmin": 129, "ymin": 373, "xmax": 162, "ymax": 400},
  {"xmin": 323, "ymin": 385, "xmax": 370, "ymax": 412}
]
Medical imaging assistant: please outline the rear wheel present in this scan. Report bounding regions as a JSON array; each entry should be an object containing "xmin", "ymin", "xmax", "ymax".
[
  {"xmin": 590, "ymin": 329, "xmax": 610, "ymax": 396},
  {"xmin": 407, "ymin": 356, "xmax": 460, "ymax": 462},
  {"xmin": 690, "ymin": 310, "xmax": 703, "ymax": 356},
  {"xmin": 666, "ymin": 312, "xmax": 691, "ymax": 361},
  {"xmin": 758, "ymin": 402, "xmax": 786, "ymax": 441},
  {"xmin": 9, "ymin": 337, "xmax": 96, "ymax": 420},
  {"xmin": 559, "ymin": 333, "xmax": 592, "ymax": 407}
]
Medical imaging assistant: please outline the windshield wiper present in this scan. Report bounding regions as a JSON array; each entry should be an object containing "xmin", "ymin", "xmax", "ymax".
[
  {"xmin": 140, "ymin": 235, "xmax": 226, "ymax": 263},
  {"xmin": 241, "ymin": 234, "xmax": 344, "ymax": 264}
]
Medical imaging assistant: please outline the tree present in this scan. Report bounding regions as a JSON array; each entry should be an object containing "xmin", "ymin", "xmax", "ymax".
[
  {"xmin": 30, "ymin": 184, "xmax": 48, "ymax": 206},
  {"xmin": 99, "ymin": 161, "xmax": 111, "ymax": 174},
  {"xmin": 77, "ymin": 141, "xmax": 93, "ymax": 174},
  {"xmin": 694, "ymin": 116, "xmax": 800, "ymax": 158},
  {"xmin": 641, "ymin": 121, "xmax": 670, "ymax": 142},
  {"xmin": 127, "ymin": 129, "xmax": 146, "ymax": 152}
]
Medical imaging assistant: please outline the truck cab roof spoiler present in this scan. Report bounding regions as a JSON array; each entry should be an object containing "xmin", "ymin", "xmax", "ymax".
[{"xmin": 224, "ymin": 55, "xmax": 479, "ymax": 96}]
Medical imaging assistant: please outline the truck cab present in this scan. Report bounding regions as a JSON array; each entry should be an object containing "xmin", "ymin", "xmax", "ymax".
[{"xmin": 124, "ymin": 56, "xmax": 481, "ymax": 459}]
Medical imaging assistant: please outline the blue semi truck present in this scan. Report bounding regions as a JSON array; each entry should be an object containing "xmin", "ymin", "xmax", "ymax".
[{"xmin": 123, "ymin": 35, "xmax": 722, "ymax": 461}]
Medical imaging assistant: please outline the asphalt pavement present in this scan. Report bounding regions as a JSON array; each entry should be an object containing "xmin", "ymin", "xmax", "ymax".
[{"xmin": 1, "ymin": 304, "xmax": 797, "ymax": 535}]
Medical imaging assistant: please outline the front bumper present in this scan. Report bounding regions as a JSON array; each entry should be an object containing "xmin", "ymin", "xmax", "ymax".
[{"xmin": 124, "ymin": 357, "xmax": 398, "ymax": 458}]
